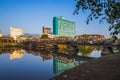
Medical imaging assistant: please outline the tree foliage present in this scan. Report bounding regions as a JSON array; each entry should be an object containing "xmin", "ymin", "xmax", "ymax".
[
  {"xmin": 40, "ymin": 34, "xmax": 49, "ymax": 39},
  {"xmin": 74, "ymin": 0, "xmax": 120, "ymax": 41}
]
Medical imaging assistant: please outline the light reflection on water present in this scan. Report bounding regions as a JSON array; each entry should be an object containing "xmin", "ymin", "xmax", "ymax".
[
  {"xmin": 0, "ymin": 46, "xmax": 102, "ymax": 80},
  {"xmin": 78, "ymin": 50, "xmax": 102, "ymax": 58},
  {"xmin": 0, "ymin": 50, "xmax": 54, "ymax": 80}
]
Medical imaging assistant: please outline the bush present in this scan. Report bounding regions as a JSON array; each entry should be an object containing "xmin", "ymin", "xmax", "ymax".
[{"xmin": 41, "ymin": 34, "xmax": 48, "ymax": 39}]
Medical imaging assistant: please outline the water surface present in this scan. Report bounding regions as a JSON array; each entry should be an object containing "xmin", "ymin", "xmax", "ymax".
[{"xmin": 0, "ymin": 46, "xmax": 102, "ymax": 80}]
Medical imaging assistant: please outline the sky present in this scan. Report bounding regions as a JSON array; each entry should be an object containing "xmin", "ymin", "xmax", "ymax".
[{"xmin": 0, "ymin": 0, "xmax": 114, "ymax": 38}]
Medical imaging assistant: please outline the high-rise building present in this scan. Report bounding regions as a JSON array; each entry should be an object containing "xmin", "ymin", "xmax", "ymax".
[
  {"xmin": 42, "ymin": 26, "xmax": 51, "ymax": 34},
  {"xmin": 10, "ymin": 27, "xmax": 24, "ymax": 40},
  {"xmin": 53, "ymin": 16, "xmax": 75, "ymax": 38}
]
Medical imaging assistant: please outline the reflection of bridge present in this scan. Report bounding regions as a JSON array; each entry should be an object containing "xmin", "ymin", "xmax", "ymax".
[
  {"xmin": 0, "ymin": 48, "xmax": 18, "ymax": 54},
  {"xmin": 25, "ymin": 49, "xmax": 53, "ymax": 61},
  {"xmin": 23, "ymin": 41, "xmax": 120, "ymax": 48},
  {"xmin": 54, "ymin": 53, "xmax": 95, "ymax": 61},
  {"xmin": 58, "ymin": 41, "xmax": 120, "ymax": 46}
]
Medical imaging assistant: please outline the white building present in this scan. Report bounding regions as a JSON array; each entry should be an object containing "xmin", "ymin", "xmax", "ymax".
[
  {"xmin": 10, "ymin": 27, "xmax": 24, "ymax": 40},
  {"xmin": 0, "ymin": 31, "xmax": 2, "ymax": 37}
]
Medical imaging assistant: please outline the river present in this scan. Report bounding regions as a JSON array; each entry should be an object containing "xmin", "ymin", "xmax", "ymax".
[{"xmin": 0, "ymin": 46, "xmax": 103, "ymax": 80}]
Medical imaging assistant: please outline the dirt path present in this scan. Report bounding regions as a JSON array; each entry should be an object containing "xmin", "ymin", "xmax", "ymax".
[{"xmin": 53, "ymin": 53, "xmax": 120, "ymax": 80}]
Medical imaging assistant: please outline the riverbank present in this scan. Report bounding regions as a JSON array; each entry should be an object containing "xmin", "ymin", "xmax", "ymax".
[{"xmin": 52, "ymin": 53, "xmax": 120, "ymax": 80}]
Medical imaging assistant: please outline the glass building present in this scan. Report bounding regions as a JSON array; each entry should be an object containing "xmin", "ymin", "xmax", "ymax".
[{"xmin": 53, "ymin": 16, "xmax": 75, "ymax": 38}]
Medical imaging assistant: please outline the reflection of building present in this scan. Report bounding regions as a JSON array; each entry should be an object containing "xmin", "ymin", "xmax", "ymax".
[
  {"xmin": 53, "ymin": 16, "xmax": 75, "ymax": 38},
  {"xmin": 10, "ymin": 27, "xmax": 24, "ymax": 40},
  {"xmin": 10, "ymin": 49, "xmax": 25, "ymax": 60},
  {"xmin": 40, "ymin": 53, "xmax": 53, "ymax": 61},
  {"xmin": 43, "ymin": 26, "xmax": 51, "ymax": 34},
  {"xmin": 53, "ymin": 56, "xmax": 75, "ymax": 74},
  {"xmin": 25, "ymin": 50, "xmax": 53, "ymax": 61}
]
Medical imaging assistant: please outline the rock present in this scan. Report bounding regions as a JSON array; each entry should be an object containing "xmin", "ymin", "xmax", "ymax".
[{"xmin": 63, "ymin": 75, "xmax": 68, "ymax": 78}]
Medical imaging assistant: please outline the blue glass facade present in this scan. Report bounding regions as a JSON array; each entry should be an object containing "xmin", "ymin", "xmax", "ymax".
[{"xmin": 53, "ymin": 17, "xmax": 75, "ymax": 38}]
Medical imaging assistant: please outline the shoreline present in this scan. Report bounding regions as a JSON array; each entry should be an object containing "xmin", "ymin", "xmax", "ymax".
[{"xmin": 52, "ymin": 53, "xmax": 120, "ymax": 80}]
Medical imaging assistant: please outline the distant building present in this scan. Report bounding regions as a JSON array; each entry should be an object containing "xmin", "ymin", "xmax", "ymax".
[
  {"xmin": 42, "ymin": 26, "xmax": 51, "ymax": 34},
  {"xmin": 0, "ymin": 31, "xmax": 2, "ymax": 37},
  {"xmin": 10, "ymin": 27, "xmax": 24, "ymax": 40},
  {"xmin": 53, "ymin": 16, "xmax": 75, "ymax": 38},
  {"xmin": 55, "ymin": 36, "xmax": 73, "ymax": 41},
  {"xmin": 74, "ymin": 34, "xmax": 105, "ymax": 43}
]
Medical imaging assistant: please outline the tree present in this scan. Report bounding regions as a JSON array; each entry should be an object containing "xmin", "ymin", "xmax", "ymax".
[
  {"xmin": 40, "ymin": 34, "xmax": 49, "ymax": 39},
  {"xmin": 74, "ymin": 0, "xmax": 120, "ymax": 42}
]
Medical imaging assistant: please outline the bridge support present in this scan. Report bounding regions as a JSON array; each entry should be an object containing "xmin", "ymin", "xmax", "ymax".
[{"xmin": 101, "ymin": 46, "xmax": 114, "ymax": 55}]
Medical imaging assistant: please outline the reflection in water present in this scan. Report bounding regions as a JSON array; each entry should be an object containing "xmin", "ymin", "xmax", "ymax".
[
  {"xmin": 53, "ymin": 55, "xmax": 76, "ymax": 74},
  {"xmin": 0, "ymin": 46, "xmax": 103, "ymax": 80},
  {"xmin": 10, "ymin": 49, "xmax": 25, "ymax": 60},
  {"xmin": 25, "ymin": 50, "xmax": 53, "ymax": 61},
  {"xmin": 53, "ymin": 53, "xmax": 93, "ymax": 74},
  {"xmin": 78, "ymin": 46, "xmax": 102, "ymax": 57},
  {"xmin": 117, "ymin": 46, "xmax": 120, "ymax": 52},
  {"xmin": 0, "ymin": 49, "xmax": 55, "ymax": 80}
]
